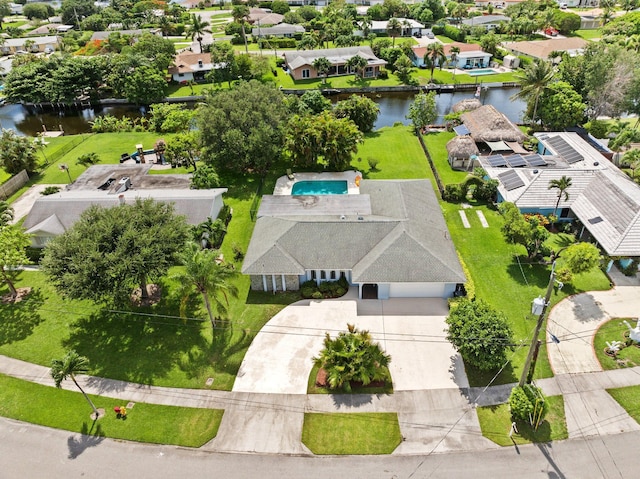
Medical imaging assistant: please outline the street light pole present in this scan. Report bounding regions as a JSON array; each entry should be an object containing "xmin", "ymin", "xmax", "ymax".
[{"xmin": 519, "ymin": 262, "xmax": 556, "ymax": 387}]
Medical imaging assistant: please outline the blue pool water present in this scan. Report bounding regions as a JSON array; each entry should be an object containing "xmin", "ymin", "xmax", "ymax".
[
  {"xmin": 291, "ymin": 180, "xmax": 348, "ymax": 195},
  {"xmin": 467, "ymin": 69, "xmax": 497, "ymax": 76}
]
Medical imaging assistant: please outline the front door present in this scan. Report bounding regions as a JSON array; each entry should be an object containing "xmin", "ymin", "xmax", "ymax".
[{"xmin": 362, "ymin": 284, "xmax": 378, "ymax": 299}]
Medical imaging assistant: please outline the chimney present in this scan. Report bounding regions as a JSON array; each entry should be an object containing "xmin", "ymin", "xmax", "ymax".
[{"xmin": 118, "ymin": 194, "xmax": 125, "ymax": 205}]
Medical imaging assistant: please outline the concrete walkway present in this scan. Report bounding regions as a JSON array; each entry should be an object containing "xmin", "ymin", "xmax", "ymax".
[{"xmin": 10, "ymin": 184, "xmax": 66, "ymax": 224}]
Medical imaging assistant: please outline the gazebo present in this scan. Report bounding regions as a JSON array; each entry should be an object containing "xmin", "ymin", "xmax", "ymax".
[
  {"xmin": 447, "ymin": 136, "xmax": 479, "ymax": 171},
  {"xmin": 451, "ymin": 98, "xmax": 482, "ymax": 113},
  {"xmin": 460, "ymin": 105, "xmax": 528, "ymax": 145}
]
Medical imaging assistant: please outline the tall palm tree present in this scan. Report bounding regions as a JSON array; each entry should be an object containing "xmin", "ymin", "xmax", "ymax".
[
  {"xmin": 346, "ymin": 55, "xmax": 367, "ymax": 79},
  {"xmin": 387, "ymin": 18, "xmax": 402, "ymax": 47},
  {"xmin": 548, "ymin": 175, "xmax": 572, "ymax": 218},
  {"xmin": 51, "ymin": 351, "xmax": 100, "ymax": 419},
  {"xmin": 449, "ymin": 45, "xmax": 460, "ymax": 81},
  {"xmin": 312, "ymin": 57, "xmax": 331, "ymax": 83},
  {"xmin": 173, "ymin": 243, "xmax": 239, "ymax": 330},
  {"xmin": 185, "ymin": 14, "xmax": 211, "ymax": 53},
  {"xmin": 511, "ymin": 59, "xmax": 554, "ymax": 126},
  {"xmin": 232, "ymin": 5, "xmax": 250, "ymax": 54},
  {"xmin": 425, "ymin": 42, "xmax": 446, "ymax": 82}
]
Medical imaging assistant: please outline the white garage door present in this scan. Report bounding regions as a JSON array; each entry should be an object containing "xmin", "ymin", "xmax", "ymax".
[{"xmin": 389, "ymin": 282, "xmax": 445, "ymax": 298}]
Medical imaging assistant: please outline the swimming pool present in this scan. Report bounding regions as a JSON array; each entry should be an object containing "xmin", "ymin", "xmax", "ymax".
[
  {"xmin": 291, "ymin": 180, "xmax": 348, "ymax": 195},
  {"xmin": 467, "ymin": 69, "xmax": 497, "ymax": 76}
]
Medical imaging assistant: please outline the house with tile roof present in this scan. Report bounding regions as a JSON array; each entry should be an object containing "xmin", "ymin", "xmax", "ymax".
[
  {"xmin": 242, "ymin": 178, "xmax": 465, "ymax": 299},
  {"xmin": 501, "ymin": 37, "xmax": 587, "ymax": 60},
  {"xmin": 478, "ymin": 131, "xmax": 640, "ymax": 258},
  {"xmin": 411, "ymin": 42, "xmax": 492, "ymax": 69},
  {"xmin": 284, "ymin": 46, "xmax": 386, "ymax": 81},
  {"xmin": 23, "ymin": 164, "xmax": 226, "ymax": 248}
]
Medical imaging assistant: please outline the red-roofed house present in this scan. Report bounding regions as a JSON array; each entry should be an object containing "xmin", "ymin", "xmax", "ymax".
[{"xmin": 411, "ymin": 42, "xmax": 492, "ymax": 69}]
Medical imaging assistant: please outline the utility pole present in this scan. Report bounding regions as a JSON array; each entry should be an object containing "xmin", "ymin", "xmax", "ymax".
[{"xmin": 519, "ymin": 262, "xmax": 556, "ymax": 387}]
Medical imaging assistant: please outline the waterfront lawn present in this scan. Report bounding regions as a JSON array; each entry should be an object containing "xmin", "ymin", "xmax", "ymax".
[
  {"xmin": 0, "ymin": 374, "xmax": 222, "ymax": 447},
  {"xmin": 607, "ymin": 386, "xmax": 640, "ymax": 424},
  {"xmin": 442, "ymin": 202, "xmax": 611, "ymax": 386},
  {"xmin": 352, "ymin": 125, "xmax": 433, "ymax": 181},
  {"xmin": 594, "ymin": 319, "xmax": 640, "ymax": 370},
  {"xmin": 302, "ymin": 413, "xmax": 402, "ymax": 454},
  {"xmin": 422, "ymin": 130, "xmax": 469, "ymax": 185},
  {"xmin": 477, "ymin": 395, "xmax": 568, "ymax": 446}
]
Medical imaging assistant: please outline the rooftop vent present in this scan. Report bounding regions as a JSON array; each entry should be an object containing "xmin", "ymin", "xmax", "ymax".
[
  {"xmin": 357, "ymin": 216, "xmax": 364, "ymax": 221},
  {"xmin": 594, "ymin": 161, "xmax": 599, "ymax": 166},
  {"xmin": 340, "ymin": 215, "xmax": 346, "ymax": 220},
  {"xmin": 533, "ymin": 169, "xmax": 539, "ymax": 174},
  {"xmin": 116, "ymin": 177, "xmax": 131, "ymax": 193},
  {"xmin": 588, "ymin": 216, "xmax": 603, "ymax": 225}
]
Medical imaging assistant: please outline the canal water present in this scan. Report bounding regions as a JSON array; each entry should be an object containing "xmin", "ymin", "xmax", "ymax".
[{"xmin": 0, "ymin": 88, "xmax": 525, "ymax": 136}]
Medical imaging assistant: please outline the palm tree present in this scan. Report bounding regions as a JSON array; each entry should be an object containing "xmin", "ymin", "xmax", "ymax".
[
  {"xmin": 313, "ymin": 324, "xmax": 391, "ymax": 392},
  {"xmin": 185, "ymin": 14, "xmax": 211, "ymax": 53},
  {"xmin": 425, "ymin": 42, "xmax": 446, "ymax": 82},
  {"xmin": 312, "ymin": 57, "xmax": 331, "ymax": 83},
  {"xmin": 548, "ymin": 176, "xmax": 572, "ymax": 218},
  {"xmin": 232, "ymin": 5, "xmax": 250, "ymax": 54},
  {"xmin": 511, "ymin": 59, "xmax": 554, "ymax": 126},
  {"xmin": 51, "ymin": 351, "xmax": 100, "ymax": 419},
  {"xmin": 387, "ymin": 18, "xmax": 402, "ymax": 47},
  {"xmin": 346, "ymin": 55, "xmax": 367, "ymax": 79},
  {"xmin": 173, "ymin": 243, "xmax": 239, "ymax": 330},
  {"xmin": 0, "ymin": 200, "xmax": 13, "ymax": 226},
  {"xmin": 449, "ymin": 45, "xmax": 460, "ymax": 81}
]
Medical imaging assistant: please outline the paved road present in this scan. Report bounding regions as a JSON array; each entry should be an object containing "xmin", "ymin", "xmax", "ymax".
[{"xmin": 1, "ymin": 416, "xmax": 637, "ymax": 479}]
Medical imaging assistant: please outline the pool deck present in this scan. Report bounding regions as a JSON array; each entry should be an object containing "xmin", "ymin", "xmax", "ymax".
[{"xmin": 273, "ymin": 171, "xmax": 362, "ymax": 195}]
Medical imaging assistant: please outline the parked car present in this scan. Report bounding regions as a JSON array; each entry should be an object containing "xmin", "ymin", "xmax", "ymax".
[
  {"xmin": 413, "ymin": 31, "xmax": 422, "ymax": 38},
  {"xmin": 426, "ymin": 31, "xmax": 435, "ymax": 39}
]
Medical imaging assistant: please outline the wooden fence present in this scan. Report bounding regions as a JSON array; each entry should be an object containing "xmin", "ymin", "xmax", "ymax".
[{"xmin": 0, "ymin": 170, "xmax": 29, "ymax": 200}]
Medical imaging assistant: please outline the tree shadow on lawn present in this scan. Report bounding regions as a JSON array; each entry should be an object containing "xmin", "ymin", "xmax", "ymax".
[
  {"xmin": 466, "ymin": 361, "xmax": 518, "ymax": 388},
  {"xmin": 0, "ymin": 288, "xmax": 45, "ymax": 346},
  {"xmin": 217, "ymin": 171, "xmax": 265, "ymax": 201},
  {"xmin": 506, "ymin": 258, "xmax": 553, "ymax": 289},
  {"xmin": 62, "ymin": 288, "xmax": 210, "ymax": 386}
]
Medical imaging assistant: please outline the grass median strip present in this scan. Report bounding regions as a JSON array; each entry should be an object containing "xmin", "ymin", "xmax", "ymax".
[
  {"xmin": 607, "ymin": 386, "xmax": 640, "ymax": 424},
  {"xmin": 0, "ymin": 374, "xmax": 223, "ymax": 447},
  {"xmin": 302, "ymin": 412, "xmax": 402, "ymax": 455}
]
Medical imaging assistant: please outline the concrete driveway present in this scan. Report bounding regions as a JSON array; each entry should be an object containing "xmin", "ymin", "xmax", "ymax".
[{"xmin": 233, "ymin": 295, "xmax": 468, "ymax": 394}]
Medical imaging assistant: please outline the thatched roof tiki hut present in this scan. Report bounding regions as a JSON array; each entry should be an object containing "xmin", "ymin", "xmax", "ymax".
[
  {"xmin": 447, "ymin": 136, "xmax": 479, "ymax": 171},
  {"xmin": 451, "ymin": 98, "xmax": 482, "ymax": 114},
  {"xmin": 460, "ymin": 104, "xmax": 528, "ymax": 145}
]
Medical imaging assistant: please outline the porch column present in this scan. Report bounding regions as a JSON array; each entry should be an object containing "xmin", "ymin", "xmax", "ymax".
[
  {"xmin": 272, "ymin": 274, "xmax": 277, "ymax": 292},
  {"xmin": 316, "ymin": 270, "xmax": 320, "ymax": 286},
  {"xmin": 358, "ymin": 283, "xmax": 362, "ymax": 299},
  {"xmin": 262, "ymin": 275, "xmax": 268, "ymax": 292},
  {"xmin": 281, "ymin": 274, "xmax": 286, "ymax": 292}
]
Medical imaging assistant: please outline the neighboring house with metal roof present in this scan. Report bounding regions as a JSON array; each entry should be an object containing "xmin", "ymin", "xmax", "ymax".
[
  {"xmin": 242, "ymin": 179, "xmax": 465, "ymax": 299},
  {"xmin": 462, "ymin": 14, "xmax": 510, "ymax": 30},
  {"xmin": 479, "ymin": 131, "xmax": 640, "ymax": 258},
  {"xmin": 168, "ymin": 52, "xmax": 214, "ymax": 82},
  {"xmin": 251, "ymin": 23, "xmax": 305, "ymax": 38},
  {"xmin": 89, "ymin": 29, "xmax": 161, "ymax": 42},
  {"xmin": 23, "ymin": 164, "xmax": 227, "ymax": 248},
  {"xmin": 501, "ymin": 37, "xmax": 587, "ymax": 60},
  {"xmin": 284, "ymin": 46, "xmax": 386, "ymax": 81},
  {"xmin": 368, "ymin": 18, "xmax": 424, "ymax": 36}
]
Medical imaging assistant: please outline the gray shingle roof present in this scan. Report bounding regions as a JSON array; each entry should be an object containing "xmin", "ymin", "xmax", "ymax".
[{"xmin": 242, "ymin": 180, "xmax": 465, "ymax": 284}]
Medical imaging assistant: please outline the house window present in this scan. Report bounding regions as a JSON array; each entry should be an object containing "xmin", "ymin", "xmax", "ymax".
[
  {"xmin": 330, "ymin": 271, "xmax": 336, "ymax": 280},
  {"xmin": 364, "ymin": 66, "xmax": 374, "ymax": 78},
  {"xmin": 302, "ymin": 69, "xmax": 310, "ymax": 78},
  {"xmin": 178, "ymin": 73, "xmax": 184, "ymax": 77},
  {"xmin": 311, "ymin": 270, "xmax": 316, "ymax": 280},
  {"xmin": 320, "ymin": 271, "xmax": 326, "ymax": 280}
]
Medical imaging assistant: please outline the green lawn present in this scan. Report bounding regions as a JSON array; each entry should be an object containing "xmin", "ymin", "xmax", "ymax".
[
  {"xmin": 573, "ymin": 29, "xmax": 602, "ymax": 41},
  {"xmin": 302, "ymin": 413, "xmax": 402, "ymax": 454},
  {"xmin": 594, "ymin": 319, "xmax": 640, "ymax": 369},
  {"xmin": 607, "ymin": 386, "xmax": 640, "ymax": 424},
  {"xmin": 422, "ymin": 130, "xmax": 469, "ymax": 185},
  {"xmin": 476, "ymin": 395, "xmax": 568, "ymax": 446},
  {"xmin": 351, "ymin": 125, "xmax": 433, "ymax": 181},
  {"xmin": 442, "ymin": 201, "xmax": 611, "ymax": 386},
  {"xmin": 0, "ymin": 169, "xmax": 11, "ymax": 184},
  {"xmin": 0, "ymin": 374, "xmax": 222, "ymax": 447}
]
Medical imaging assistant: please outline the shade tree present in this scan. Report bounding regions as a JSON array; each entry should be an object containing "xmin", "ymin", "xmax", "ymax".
[
  {"xmin": 407, "ymin": 90, "xmax": 437, "ymax": 131},
  {"xmin": 0, "ymin": 225, "xmax": 31, "ymax": 300},
  {"xmin": 334, "ymin": 94, "xmax": 380, "ymax": 133},
  {"xmin": 0, "ymin": 129, "xmax": 39, "ymax": 174}
]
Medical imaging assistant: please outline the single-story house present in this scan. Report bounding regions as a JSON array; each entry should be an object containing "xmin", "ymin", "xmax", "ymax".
[
  {"xmin": 8, "ymin": 3, "xmax": 22, "ymax": 14},
  {"xmin": 248, "ymin": 9, "xmax": 284, "ymax": 26},
  {"xmin": 479, "ymin": 131, "xmax": 640, "ymax": 259},
  {"xmin": 0, "ymin": 36, "xmax": 60, "ymax": 54},
  {"xmin": 284, "ymin": 46, "xmax": 386, "ymax": 81},
  {"xmin": 252, "ymin": 23, "xmax": 305, "ymax": 38},
  {"xmin": 411, "ymin": 42, "xmax": 492, "ymax": 69},
  {"xmin": 168, "ymin": 52, "xmax": 214, "ymax": 82},
  {"xmin": 242, "ymin": 178, "xmax": 465, "ymax": 299},
  {"xmin": 501, "ymin": 37, "xmax": 587, "ymax": 60},
  {"xmin": 577, "ymin": 14, "xmax": 602, "ymax": 30},
  {"xmin": 28, "ymin": 24, "xmax": 74, "ymax": 36},
  {"xmin": 23, "ymin": 164, "xmax": 227, "ymax": 248},
  {"xmin": 368, "ymin": 18, "xmax": 424, "ymax": 36},
  {"xmin": 462, "ymin": 14, "xmax": 510, "ymax": 30}
]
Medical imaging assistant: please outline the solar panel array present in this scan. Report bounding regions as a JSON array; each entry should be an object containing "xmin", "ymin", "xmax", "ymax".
[
  {"xmin": 497, "ymin": 170, "xmax": 525, "ymax": 191},
  {"xmin": 484, "ymin": 153, "xmax": 547, "ymax": 168},
  {"xmin": 546, "ymin": 136, "xmax": 584, "ymax": 164},
  {"xmin": 453, "ymin": 124, "xmax": 470, "ymax": 136}
]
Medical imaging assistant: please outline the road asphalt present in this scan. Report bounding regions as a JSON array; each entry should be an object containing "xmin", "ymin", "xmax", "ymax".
[{"xmin": 1, "ymin": 281, "xmax": 640, "ymax": 458}]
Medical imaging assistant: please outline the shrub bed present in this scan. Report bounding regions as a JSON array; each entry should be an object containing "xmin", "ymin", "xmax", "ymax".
[{"xmin": 300, "ymin": 277, "xmax": 349, "ymax": 299}]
